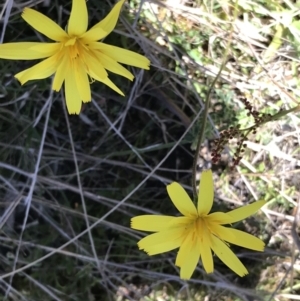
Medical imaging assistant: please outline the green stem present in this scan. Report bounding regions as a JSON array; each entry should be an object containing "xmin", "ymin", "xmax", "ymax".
[
  {"xmin": 240, "ymin": 104, "xmax": 300, "ymax": 134},
  {"xmin": 266, "ymin": 104, "xmax": 300, "ymax": 121},
  {"xmin": 191, "ymin": 3, "xmax": 239, "ymax": 200},
  {"xmin": 191, "ymin": 61, "xmax": 228, "ymax": 199}
]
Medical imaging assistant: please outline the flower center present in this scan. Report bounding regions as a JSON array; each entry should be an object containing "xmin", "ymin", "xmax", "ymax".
[
  {"xmin": 193, "ymin": 216, "xmax": 211, "ymax": 243},
  {"xmin": 64, "ymin": 37, "xmax": 81, "ymax": 60}
]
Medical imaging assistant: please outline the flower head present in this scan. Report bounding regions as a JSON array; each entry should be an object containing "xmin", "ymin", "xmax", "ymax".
[
  {"xmin": 0, "ymin": 0, "xmax": 150, "ymax": 114},
  {"xmin": 131, "ymin": 170, "xmax": 266, "ymax": 279}
]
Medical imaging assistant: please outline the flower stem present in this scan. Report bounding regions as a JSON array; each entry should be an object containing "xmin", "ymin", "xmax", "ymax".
[
  {"xmin": 191, "ymin": 64, "xmax": 226, "ymax": 199},
  {"xmin": 191, "ymin": 5, "xmax": 239, "ymax": 200}
]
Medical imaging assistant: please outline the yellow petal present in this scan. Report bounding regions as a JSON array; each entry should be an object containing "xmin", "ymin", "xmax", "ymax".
[
  {"xmin": 83, "ymin": 49, "xmax": 108, "ymax": 80},
  {"xmin": 80, "ymin": 27, "xmax": 107, "ymax": 44},
  {"xmin": 68, "ymin": 0, "xmax": 88, "ymax": 36},
  {"xmin": 226, "ymin": 200, "xmax": 266, "ymax": 224},
  {"xmin": 209, "ymin": 224, "xmax": 235, "ymax": 241},
  {"xmin": 83, "ymin": 48, "xmax": 123, "ymax": 95},
  {"xmin": 22, "ymin": 8, "xmax": 67, "ymax": 41},
  {"xmin": 168, "ymin": 216, "xmax": 193, "ymax": 227},
  {"xmin": 198, "ymin": 169, "xmax": 214, "ymax": 215},
  {"xmin": 138, "ymin": 228, "xmax": 184, "ymax": 252},
  {"xmin": 64, "ymin": 69, "xmax": 82, "ymax": 114},
  {"xmin": 89, "ymin": 42, "xmax": 150, "ymax": 69},
  {"xmin": 29, "ymin": 43, "xmax": 61, "ymax": 54},
  {"xmin": 140, "ymin": 237, "xmax": 183, "ymax": 256},
  {"xmin": 175, "ymin": 231, "xmax": 194, "ymax": 267},
  {"xmin": 94, "ymin": 51, "xmax": 134, "ymax": 80},
  {"xmin": 0, "ymin": 42, "xmax": 58, "ymax": 60},
  {"xmin": 199, "ymin": 228, "xmax": 214, "ymax": 274},
  {"xmin": 84, "ymin": 0, "xmax": 125, "ymax": 41},
  {"xmin": 131, "ymin": 215, "xmax": 177, "ymax": 232},
  {"xmin": 176, "ymin": 233, "xmax": 200, "ymax": 279},
  {"xmin": 52, "ymin": 53, "xmax": 69, "ymax": 91},
  {"xmin": 97, "ymin": 76, "xmax": 125, "ymax": 96},
  {"xmin": 180, "ymin": 249, "xmax": 199, "ymax": 280},
  {"xmin": 217, "ymin": 227, "xmax": 265, "ymax": 251},
  {"xmin": 15, "ymin": 55, "xmax": 59, "ymax": 85},
  {"xmin": 167, "ymin": 182, "xmax": 197, "ymax": 217},
  {"xmin": 211, "ymin": 236, "xmax": 248, "ymax": 277},
  {"xmin": 74, "ymin": 58, "xmax": 91, "ymax": 102},
  {"xmin": 207, "ymin": 212, "xmax": 233, "ymax": 224}
]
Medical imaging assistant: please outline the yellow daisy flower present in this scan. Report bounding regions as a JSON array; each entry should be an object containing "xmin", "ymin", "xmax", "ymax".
[
  {"xmin": 0, "ymin": 0, "xmax": 150, "ymax": 114},
  {"xmin": 131, "ymin": 170, "xmax": 266, "ymax": 279}
]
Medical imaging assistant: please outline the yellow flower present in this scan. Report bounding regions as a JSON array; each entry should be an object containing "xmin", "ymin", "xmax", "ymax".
[
  {"xmin": 131, "ymin": 170, "xmax": 266, "ymax": 279},
  {"xmin": 0, "ymin": 0, "xmax": 150, "ymax": 114}
]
